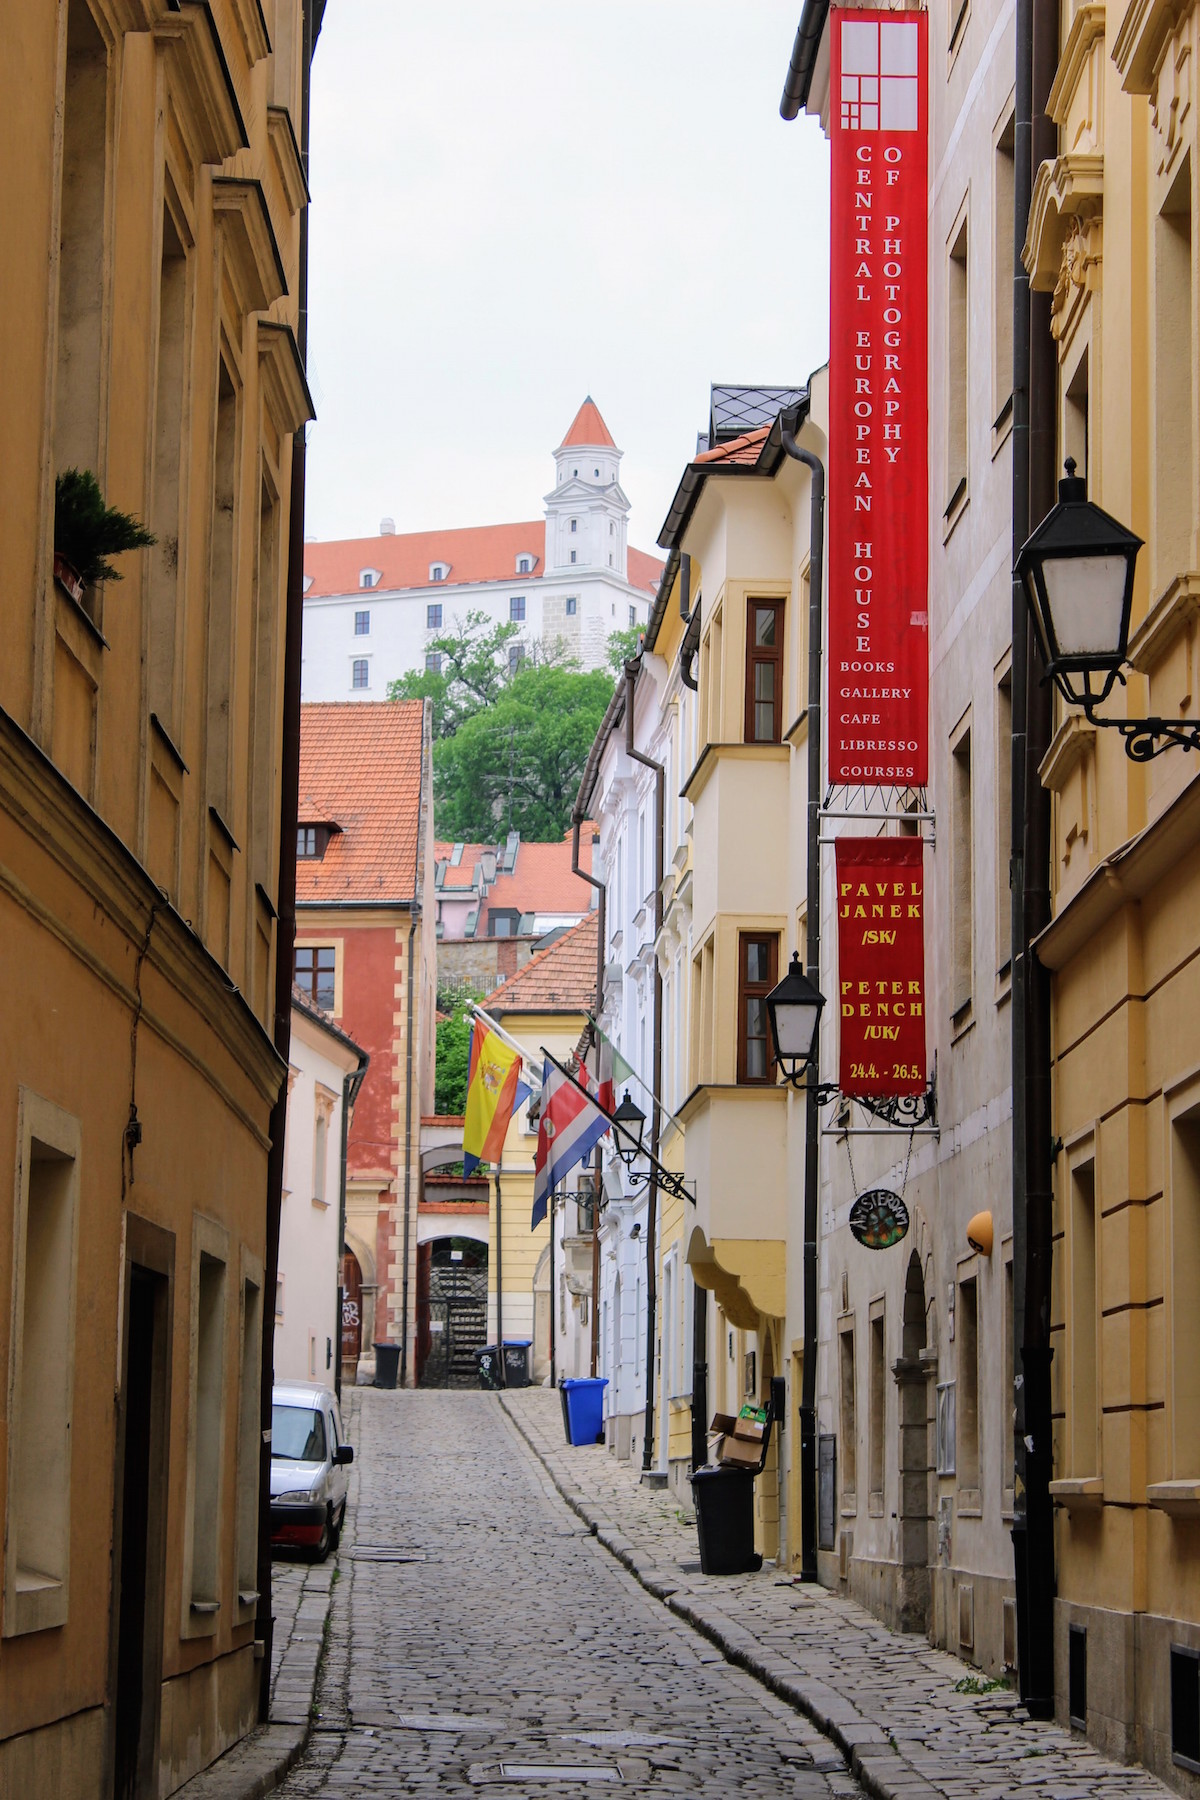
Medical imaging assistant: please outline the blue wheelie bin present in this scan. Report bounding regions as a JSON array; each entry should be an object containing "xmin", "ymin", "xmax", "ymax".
[{"xmin": 560, "ymin": 1376, "xmax": 608, "ymax": 1445}]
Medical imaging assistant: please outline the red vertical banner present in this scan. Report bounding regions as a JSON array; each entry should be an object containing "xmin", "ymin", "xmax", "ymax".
[
  {"xmin": 836, "ymin": 838, "xmax": 926, "ymax": 1096},
  {"xmin": 827, "ymin": 8, "xmax": 929, "ymax": 787}
]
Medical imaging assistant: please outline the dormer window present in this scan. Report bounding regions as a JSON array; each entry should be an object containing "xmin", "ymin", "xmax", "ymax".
[
  {"xmin": 297, "ymin": 824, "xmax": 335, "ymax": 859},
  {"xmin": 516, "ymin": 553, "xmax": 534, "ymax": 574},
  {"xmin": 359, "ymin": 570, "xmax": 378, "ymax": 589},
  {"xmin": 429, "ymin": 562, "xmax": 448, "ymax": 582}
]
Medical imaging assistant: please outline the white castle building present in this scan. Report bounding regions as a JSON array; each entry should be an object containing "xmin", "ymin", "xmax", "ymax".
[{"xmin": 300, "ymin": 400, "xmax": 663, "ymax": 700}]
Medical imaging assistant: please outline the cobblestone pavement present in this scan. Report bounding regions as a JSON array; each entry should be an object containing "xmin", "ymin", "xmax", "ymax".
[
  {"xmin": 277, "ymin": 1388, "xmax": 863, "ymax": 1799},
  {"xmin": 501, "ymin": 1386, "xmax": 1172, "ymax": 1800}
]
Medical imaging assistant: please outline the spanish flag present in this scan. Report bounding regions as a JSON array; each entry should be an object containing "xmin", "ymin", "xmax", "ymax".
[{"xmin": 462, "ymin": 1023, "xmax": 530, "ymax": 1176}]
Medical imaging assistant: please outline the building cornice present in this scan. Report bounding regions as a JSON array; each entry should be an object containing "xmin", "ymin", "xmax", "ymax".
[
  {"xmin": 1047, "ymin": 2, "xmax": 1107, "ymax": 123},
  {"xmin": 1023, "ymin": 152, "xmax": 1105, "ymax": 290},
  {"xmin": 1113, "ymin": 0, "xmax": 1192, "ymax": 92},
  {"xmin": 1034, "ymin": 765, "xmax": 1200, "ymax": 969},
  {"xmin": 0, "ymin": 706, "xmax": 285, "ymax": 1119}
]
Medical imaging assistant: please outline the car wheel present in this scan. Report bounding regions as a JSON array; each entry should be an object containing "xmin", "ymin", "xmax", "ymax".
[{"xmin": 310, "ymin": 1508, "xmax": 333, "ymax": 1563}]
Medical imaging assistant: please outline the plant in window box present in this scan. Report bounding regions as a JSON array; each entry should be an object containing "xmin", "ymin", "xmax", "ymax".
[{"xmin": 53, "ymin": 467, "xmax": 154, "ymax": 605}]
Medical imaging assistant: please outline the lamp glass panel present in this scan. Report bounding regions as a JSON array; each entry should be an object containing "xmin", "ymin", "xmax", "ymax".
[
  {"xmin": 1041, "ymin": 553, "xmax": 1128, "ymax": 660},
  {"xmin": 772, "ymin": 998, "xmax": 821, "ymax": 1061}
]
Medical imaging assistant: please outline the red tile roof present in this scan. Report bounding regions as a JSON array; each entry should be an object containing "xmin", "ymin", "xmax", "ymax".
[
  {"xmin": 434, "ymin": 831, "xmax": 596, "ymax": 922},
  {"xmin": 303, "ymin": 520, "xmax": 661, "ymax": 599},
  {"xmin": 627, "ymin": 546, "xmax": 665, "ymax": 595},
  {"xmin": 485, "ymin": 836, "xmax": 594, "ymax": 918},
  {"xmin": 297, "ymin": 701, "xmax": 427, "ymax": 903},
  {"xmin": 559, "ymin": 396, "xmax": 616, "ymax": 449},
  {"xmin": 694, "ymin": 425, "xmax": 772, "ymax": 466},
  {"xmin": 488, "ymin": 913, "xmax": 599, "ymax": 1014}
]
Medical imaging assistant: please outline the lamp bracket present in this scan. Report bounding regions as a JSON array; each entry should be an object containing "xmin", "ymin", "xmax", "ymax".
[
  {"xmin": 854, "ymin": 1083, "xmax": 938, "ymax": 1130},
  {"xmin": 1081, "ymin": 700, "xmax": 1200, "ymax": 761}
]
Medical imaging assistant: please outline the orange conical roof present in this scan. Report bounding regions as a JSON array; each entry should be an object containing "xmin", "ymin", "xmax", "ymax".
[{"xmin": 559, "ymin": 396, "xmax": 616, "ymax": 450}]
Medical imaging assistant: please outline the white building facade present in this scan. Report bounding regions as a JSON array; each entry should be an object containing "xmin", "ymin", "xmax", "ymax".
[
  {"xmin": 275, "ymin": 995, "xmax": 367, "ymax": 1387},
  {"xmin": 300, "ymin": 400, "xmax": 661, "ymax": 700}
]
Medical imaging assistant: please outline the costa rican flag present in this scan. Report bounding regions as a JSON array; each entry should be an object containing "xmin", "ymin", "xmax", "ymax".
[{"xmin": 531, "ymin": 1059, "xmax": 609, "ymax": 1229}]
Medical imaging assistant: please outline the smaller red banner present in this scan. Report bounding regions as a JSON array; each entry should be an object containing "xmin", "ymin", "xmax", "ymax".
[{"xmin": 836, "ymin": 837, "xmax": 926, "ymax": 1096}]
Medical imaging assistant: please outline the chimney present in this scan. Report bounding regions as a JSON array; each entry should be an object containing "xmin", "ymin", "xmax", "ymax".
[{"xmin": 380, "ymin": 516, "xmax": 395, "ymax": 535}]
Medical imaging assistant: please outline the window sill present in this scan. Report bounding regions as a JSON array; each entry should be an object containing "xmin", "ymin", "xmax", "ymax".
[
  {"xmin": 1147, "ymin": 1479, "xmax": 1200, "ymax": 1516},
  {"xmin": 1050, "ymin": 1476, "xmax": 1105, "ymax": 1510},
  {"xmin": 3, "ymin": 1568, "xmax": 68, "ymax": 1637},
  {"xmin": 868, "ymin": 1493, "xmax": 884, "ymax": 1518},
  {"xmin": 994, "ymin": 962, "xmax": 1012, "ymax": 1006},
  {"xmin": 943, "ymin": 477, "xmax": 969, "ymax": 545},
  {"xmin": 950, "ymin": 1004, "xmax": 975, "ymax": 1045},
  {"xmin": 957, "ymin": 1487, "xmax": 982, "ymax": 1516},
  {"xmin": 841, "ymin": 1496, "xmax": 858, "ymax": 1517},
  {"xmin": 311, "ymin": 1196, "xmax": 330, "ymax": 1211},
  {"xmin": 992, "ymin": 396, "xmax": 1014, "ymax": 458}
]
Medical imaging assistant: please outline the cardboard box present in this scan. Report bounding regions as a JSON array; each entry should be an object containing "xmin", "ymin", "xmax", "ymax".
[
  {"xmin": 708, "ymin": 1410, "xmax": 769, "ymax": 1470},
  {"xmin": 718, "ymin": 1434, "xmax": 764, "ymax": 1468}
]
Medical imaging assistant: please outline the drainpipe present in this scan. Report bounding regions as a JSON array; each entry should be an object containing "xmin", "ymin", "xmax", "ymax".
[
  {"xmin": 334, "ymin": 1047, "xmax": 370, "ymax": 1401},
  {"xmin": 1010, "ymin": 0, "xmax": 1059, "ymax": 1720},
  {"xmin": 256, "ymin": 0, "xmax": 319, "ymax": 1720},
  {"xmin": 780, "ymin": 408, "xmax": 826, "ymax": 1584},
  {"xmin": 575, "ymin": 686, "xmax": 625, "ymax": 1378},
  {"xmin": 398, "ymin": 908, "xmax": 419, "ymax": 1385},
  {"xmin": 624, "ymin": 659, "xmax": 666, "ymax": 1479}
]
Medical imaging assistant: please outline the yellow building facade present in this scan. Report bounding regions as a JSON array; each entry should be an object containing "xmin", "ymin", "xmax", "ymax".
[
  {"xmin": 0, "ymin": 2, "xmax": 312, "ymax": 1792},
  {"xmin": 1025, "ymin": 0, "xmax": 1200, "ymax": 1780}
]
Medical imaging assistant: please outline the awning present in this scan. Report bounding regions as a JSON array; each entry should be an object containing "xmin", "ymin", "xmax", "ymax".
[{"xmin": 686, "ymin": 1226, "xmax": 785, "ymax": 1327}]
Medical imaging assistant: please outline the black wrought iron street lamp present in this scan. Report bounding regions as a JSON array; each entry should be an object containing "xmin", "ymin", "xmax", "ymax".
[
  {"xmin": 612, "ymin": 1090, "xmax": 647, "ymax": 1166},
  {"xmin": 765, "ymin": 954, "xmax": 837, "ymax": 1097},
  {"xmin": 1014, "ymin": 459, "xmax": 1200, "ymax": 761}
]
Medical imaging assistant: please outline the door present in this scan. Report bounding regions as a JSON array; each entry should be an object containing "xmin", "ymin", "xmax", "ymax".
[
  {"xmin": 341, "ymin": 1250, "xmax": 363, "ymax": 1379},
  {"xmin": 112, "ymin": 1240, "xmax": 171, "ymax": 1800}
]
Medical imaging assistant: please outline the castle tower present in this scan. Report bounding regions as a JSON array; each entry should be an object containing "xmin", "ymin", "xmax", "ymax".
[{"xmin": 544, "ymin": 397, "xmax": 630, "ymax": 578}]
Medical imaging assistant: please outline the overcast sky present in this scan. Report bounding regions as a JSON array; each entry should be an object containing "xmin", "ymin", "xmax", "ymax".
[{"xmin": 305, "ymin": 3, "xmax": 831, "ymax": 558}]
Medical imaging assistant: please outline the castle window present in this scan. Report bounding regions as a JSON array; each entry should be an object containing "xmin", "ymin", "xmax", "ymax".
[
  {"xmin": 566, "ymin": 596, "xmax": 577, "ymax": 616},
  {"xmin": 429, "ymin": 562, "xmax": 448, "ymax": 582},
  {"xmin": 570, "ymin": 518, "xmax": 577, "ymax": 532},
  {"xmin": 354, "ymin": 609, "xmax": 370, "ymax": 635},
  {"xmin": 570, "ymin": 550, "xmax": 577, "ymax": 564},
  {"xmin": 510, "ymin": 595, "xmax": 525, "ymax": 622},
  {"xmin": 359, "ymin": 570, "xmax": 376, "ymax": 589},
  {"xmin": 516, "ymin": 554, "xmax": 534, "ymax": 574},
  {"xmin": 352, "ymin": 659, "xmax": 369, "ymax": 689}
]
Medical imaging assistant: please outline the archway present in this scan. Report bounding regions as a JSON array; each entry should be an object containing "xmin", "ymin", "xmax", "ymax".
[
  {"xmin": 416, "ymin": 1236, "xmax": 489, "ymax": 1388},
  {"xmin": 895, "ymin": 1249, "xmax": 931, "ymax": 1632}
]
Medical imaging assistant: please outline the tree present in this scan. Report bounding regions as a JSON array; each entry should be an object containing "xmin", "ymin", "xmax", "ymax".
[
  {"xmin": 606, "ymin": 624, "xmax": 643, "ymax": 674},
  {"xmin": 432, "ymin": 664, "xmax": 615, "ymax": 841},
  {"xmin": 435, "ymin": 995, "xmax": 479, "ymax": 1116},
  {"xmin": 387, "ymin": 610, "xmax": 520, "ymax": 737},
  {"xmin": 387, "ymin": 609, "xmax": 579, "ymax": 737}
]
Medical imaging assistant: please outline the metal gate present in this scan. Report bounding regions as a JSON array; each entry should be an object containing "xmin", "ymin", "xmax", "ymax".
[{"xmin": 419, "ymin": 1257, "xmax": 488, "ymax": 1388}]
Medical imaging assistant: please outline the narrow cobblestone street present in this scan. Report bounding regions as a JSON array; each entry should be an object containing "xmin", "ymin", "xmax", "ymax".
[
  {"xmin": 268, "ymin": 1387, "xmax": 1176, "ymax": 1800},
  {"xmin": 278, "ymin": 1389, "xmax": 859, "ymax": 1798}
]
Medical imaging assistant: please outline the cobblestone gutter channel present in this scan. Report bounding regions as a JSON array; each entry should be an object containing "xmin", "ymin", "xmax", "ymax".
[{"xmin": 499, "ymin": 1387, "xmax": 1170, "ymax": 1800}]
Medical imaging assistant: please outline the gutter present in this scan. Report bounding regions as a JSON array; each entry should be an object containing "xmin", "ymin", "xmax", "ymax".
[
  {"xmin": 334, "ymin": 1045, "xmax": 370, "ymax": 1400},
  {"xmin": 399, "ymin": 701, "xmax": 432, "ymax": 1388},
  {"xmin": 1009, "ymin": 0, "xmax": 1060, "ymax": 1718},
  {"xmin": 623, "ymin": 658, "xmax": 667, "ymax": 1481},
  {"xmin": 779, "ymin": 404, "xmax": 826, "ymax": 1584},
  {"xmin": 779, "ymin": 0, "xmax": 830, "ymax": 120},
  {"xmin": 256, "ymin": 0, "xmax": 319, "ymax": 1722}
]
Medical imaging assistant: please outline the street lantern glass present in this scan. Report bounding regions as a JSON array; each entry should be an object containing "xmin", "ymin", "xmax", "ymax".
[
  {"xmin": 612, "ymin": 1090, "xmax": 646, "ymax": 1166},
  {"xmin": 1015, "ymin": 459, "xmax": 1142, "ymax": 705},
  {"xmin": 765, "ymin": 953, "xmax": 826, "ymax": 1078}
]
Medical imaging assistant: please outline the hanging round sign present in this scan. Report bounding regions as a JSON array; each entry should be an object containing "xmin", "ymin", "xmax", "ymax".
[{"xmin": 848, "ymin": 1188, "xmax": 910, "ymax": 1250}]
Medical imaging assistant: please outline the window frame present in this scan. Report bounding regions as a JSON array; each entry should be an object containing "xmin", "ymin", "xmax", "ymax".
[
  {"xmin": 509, "ymin": 595, "xmax": 526, "ymax": 622},
  {"xmin": 744, "ymin": 598, "xmax": 786, "ymax": 744},
  {"xmin": 736, "ymin": 931, "xmax": 778, "ymax": 1084},
  {"xmin": 354, "ymin": 608, "xmax": 370, "ymax": 635},
  {"xmin": 295, "ymin": 942, "xmax": 338, "ymax": 1012},
  {"xmin": 351, "ymin": 658, "xmax": 369, "ymax": 690}
]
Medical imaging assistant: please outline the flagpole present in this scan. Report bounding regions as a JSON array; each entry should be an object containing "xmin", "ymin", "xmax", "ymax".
[
  {"xmin": 549, "ymin": 1189, "xmax": 556, "ymax": 1385},
  {"xmin": 539, "ymin": 1046, "xmax": 643, "ymax": 1160},
  {"xmin": 469, "ymin": 1003, "xmax": 543, "ymax": 1088},
  {"xmin": 587, "ymin": 1014, "xmax": 685, "ymax": 1138}
]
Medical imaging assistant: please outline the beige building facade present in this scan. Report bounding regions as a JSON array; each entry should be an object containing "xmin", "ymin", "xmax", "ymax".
[
  {"xmin": 1024, "ymin": 0, "xmax": 1200, "ymax": 1781},
  {"xmin": 0, "ymin": 1, "xmax": 312, "ymax": 1792}
]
